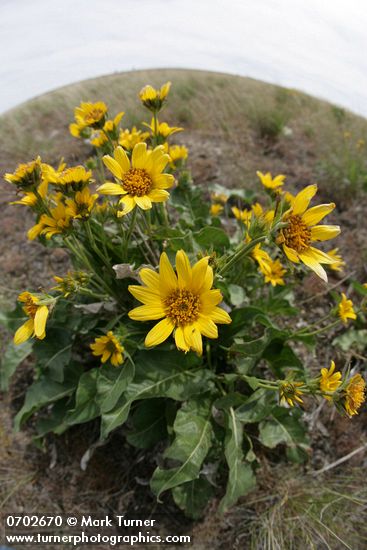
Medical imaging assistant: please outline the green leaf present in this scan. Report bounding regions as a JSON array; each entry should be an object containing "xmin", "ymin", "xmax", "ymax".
[
  {"xmin": 332, "ymin": 329, "xmax": 367, "ymax": 352},
  {"xmin": 218, "ymin": 408, "xmax": 256, "ymax": 513},
  {"xmin": 65, "ymin": 369, "xmax": 100, "ymax": 426},
  {"xmin": 0, "ymin": 303, "xmax": 27, "ymax": 331},
  {"xmin": 194, "ymin": 226, "xmax": 230, "ymax": 252},
  {"xmin": 236, "ymin": 389, "xmax": 276, "ymax": 423},
  {"xmin": 263, "ymin": 340, "xmax": 303, "ymax": 375},
  {"xmin": 100, "ymin": 350, "xmax": 211, "ymax": 439},
  {"xmin": 0, "ymin": 340, "xmax": 33, "ymax": 391},
  {"xmin": 228, "ymin": 284, "xmax": 246, "ymax": 307},
  {"xmin": 150, "ymin": 396, "xmax": 213, "ymax": 499},
  {"xmin": 96, "ymin": 361, "xmax": 135, "ymax": 413},
  {"xmin": 172, "ymin": 477, "xmax": 214, "ymax": 519},
  {"xmin": 14, "ymin": 363, "xmax": 82, "ymax": 430},
  {"xmin": 126, "ymin": 399, "xmax": 167, "ymax": 449},
  {"xmin": 259, "ymin": 407, "xmax": 310, "ymax": 461},
  {"xmin": 33, "ymin": 328, "xmax": 73, "ymax": 383}
]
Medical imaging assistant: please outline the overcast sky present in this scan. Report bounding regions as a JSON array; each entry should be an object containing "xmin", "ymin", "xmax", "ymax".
[{"xmin": 0, "ymin": 0, "xmax": 366, "ymax": 116}]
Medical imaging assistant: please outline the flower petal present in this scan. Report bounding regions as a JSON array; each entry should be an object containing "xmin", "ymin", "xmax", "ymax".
[
  {"xmin": 128, "ymin": 285, "xmax": 161, "ymax": 305},
  {"xmin": 118, "ymin": 195, "xmax": 135, "ymax": 215},
  {"xmin": 298, "ymin": 250, "xmax": 328, "ymax": 282},
  {"xmin": 159, "ymin": 252, "xmax": 178, "ymax": 296},
  {"xmin": 97, "ymin": 182, "xmax": 125, "ymax": 195},
  {"xmin": 114, "ymin": 146, "xmax": 130, "ymax": 173},
  {"xmin": 139, "ymin": 268, "xmax": 160, "ymax": 289},
  {"xmin": 191, "ymin": 257, "xmax": 210, "ymax": 293},
  {"xmin": 34, "ymin": 306, "xmax": 49, "ymax": 338},
  {"xmin": 184, "ymin": 325, "xmax": 203, "ymax": 355},
  {"xmin": 209, "ymin": 307, "xmax": 232, "ymax": 324},
  {"xmin": 176, "ymin": 250, "xmax": 192, "ymax": 288},
  {"xmin": 283, "ymin": 244, "xmax": 300, "ymax": 263},
  {"xmin": 14, "ymin": 319, "xmax": 34, "ymax": 345},
  {"xmin": 145, "ymin": 318, "xmax": 174, "ymax": 347},
  {"xmin": 311, "ymin": 225, "xmax": 341, "ymax": 241},
  {"xmin": 153, "ymin": 173, "xmax": 175, "ymax": 189},
  {"xmin": 174, "ymin": 326, "xmax": 190, "ymax": 352},
  {"xmin": 147, "ymin": 189, "xmax": 170, "ymax": 202},
  {"xmin": 302, "ymin": 203, "xmax": 335, "ymax": 226},
  {"xmin": 134, "ymin": 195, "xmax": 152, "ymax": 210},
  {"xmin": 103, "ymin": 155, "xmax": 123, "ymax": 179},
  {"xmin": 132, "ymin": 142, "xmax": 150, "ymax": 170},
  {"xmin": 292, "ymin": 184, "xmax": 318, "ymax": 216},
  {"xmin": 128, "ymin": 305, "xmax": 165, "ymax": 321},
  {"xmin": 195, "ymin": 316, "xmax": 218, "ymax": 338}
]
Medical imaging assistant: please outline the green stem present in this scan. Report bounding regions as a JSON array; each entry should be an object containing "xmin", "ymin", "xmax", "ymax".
[
  {"xmin": 218, "ymin": 235, "xmax": 267, "ymax": 276},
  {"xmin": 290, "ymin": 320, "xmax": 341, "ymax": 339}
]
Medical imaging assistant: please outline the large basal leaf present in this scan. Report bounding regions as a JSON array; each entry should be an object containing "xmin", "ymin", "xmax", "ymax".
[
  {"xmin": 96, "ymin": 361, "xmax": 135, "ymax": 413},
  {"xmin": 236, "ymin": 389, "xmax": 276, "ymax": 423},
  {"xmin": 100, "ymin": 350, "xmax": 211, "ymax": 439},
  {"xmin": 218, "ymin": 407, "xmax": 256, "ymax": 513},
  {"xmin": 150, "ymin": 396, "xmax": 213, "ymax": 499},
  {"xmin": 172, "ymin": 476, "xmax": 215, "ymax": 519},
  {"xmin": 64, "ymin": 369, "xmax": 100, "ymax": 426},
  {"xmin": 33, "ymin": 328, "xmax": 73, "ymax": 383},
  {"xmin": 14, "ymin": 363, "xmax": 82, "ymax": 430},
  {"xmin": 126, "ymin": 399, "xmax": 167, "ymax": 449},
  {"xmin": 262, "ymin": 340, "xmax": 303, "ymax": 376},
  {"xmin": 259, "ymin": 407, "xmax": 310, "ymax": 461},
  {"xmin": 0, "ymin": 340, "xmax": 33, "ymax": 391}
]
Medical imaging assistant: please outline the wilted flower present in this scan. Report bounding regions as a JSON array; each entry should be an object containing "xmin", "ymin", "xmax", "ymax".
[
  {"xmin": 14, "ymin": 292, "xmax": 51, "ymax": 344},
  {"xmin": 128, "ymin": 250, "xmax": 231, "ymax": 355},
  {"xmin": 279, "ymin": 381, "xmax": 304, "ymax": 407},
  {"xmin": 52, "ymin": 271, "xmax": 90, "ymax": 297},
  {"xmin": 5, "ymin": 157, "xmax": 42, "ymax": 190},
  {"xmin": 344, "ymin": 374, "xmax": 365, "ymax": 416}
]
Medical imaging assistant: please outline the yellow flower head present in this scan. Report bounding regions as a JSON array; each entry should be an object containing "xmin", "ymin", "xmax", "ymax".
[
  {"xmin": 28, "ymin": 200, "xmax": 73, "ymax": 240},
  {"xmin": 119, "ymin": 126, "xmax": 150, "ymax": 151},
  {"xmin": 5, "ymin": 157, "xmax": 42, "ymax": 189},
  {"xmin": 52, "ymin": 271, "xmax": 89, "ymax": 297},
  {"xmin": 338, "ymin": 293, "xmax": 357, "ymax": 324},
  {"xmin": 232, "ymin": 206, "xmax": 252, "ymax": 226},
  {"xmin": 50, "ymin": 166, "xmax": 92, "ymax": 193},
  {"xmin": 210, "ymin": 192, "xmax": 228, "ymax": 204},
  {"xmin": 98, "ymin": 143, "xmax": 174, "ymax": 216},
  {"xmin": 73, "ymin": 101, "xmax": 107, "ymax": 130},
  {"xmin": 344, "ymin": 373, "xmax": 365, "ymax": 416},
  {"xmin": 128, "ymin": 250, "xmax": 231, "ymax": 355},
  {"xmin": 168, "ymin": 145, "xmax": 188, "ymax": 167},
  {"xmin": 143, "ymin": 118, "xmax": 183, "ymax": 139},
  {"xmin": 90, "ymin": 112, "xmax": 124, "ymax": 147},
  {"xmin": 66, "ymin": 188, "xmax": 98, "ymax": 219},
  {"xmin": 327, "ymin": 248, "xmax": 346, "ymax": 272},
  {"xmin": 320, "ymin": 360, "xmax": 342, "ymax": 400},
  {"xmin": 90, "ymin": 331, "xmax": 125, "ymax": 367},
  {"xmin": 257, "ymin": 171, "xmax": 285, "ymax": 191},
  {"xmin": 139, "ymin": 82, "xmax": 171, "ymax": 111},
  {"xmin": 251, "ymin": 202, "xmax": 275, "ymax": 226},
  {"xmin": 210, "ymin": 203, "xmax": 224, "ymax": 216},
  {"xmin": 279, "ymin": 381, "xmax": 304, "ymax": 407},
  {"xmin": 277, "ymin": 184, "xmax": 340, "ymax": 281},
  {"xmin": 260, "ymin": 258, "xmax": 286, "ymax": 286},
  {"xmin": 252, "ymin": 243, "xmax": 271, "ymax": 272},
  {"xmin": 14, "ymin": 292, "xmax": 50, "ymax": 344}
]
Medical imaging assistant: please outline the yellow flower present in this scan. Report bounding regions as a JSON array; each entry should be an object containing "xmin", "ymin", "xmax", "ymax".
[
  {"xmin": 50, "ymin": 166, "xmax": 92, "ymax": 193},
  {"xmin": 338, "ymin": 293, "xmax": 357, "ymax": 324},
  {"xmin": 90, "ymin": 131, "xmax": 108, "ymax": 148},
  {"xmin": 168, "ymin": 145, "xmax": 188, "ymax": 167},
  {"xmin": 232, "ymin": 206, "xmax": 252, "ymax": 226},
  {"xmin": 344, "ymin": 374, "xmax": 365, "ymax": 416},
  {"xmin": 10, "ymin": 191, "xmax": 39, "ymax": 207},
  {"xmin": 283, "ymin": 190, "xmax": 296, "ymax": 205},
  {"xmin": 356, "ymin": 138, "xmax": 365, "ymax": 150},
  {"xmin": 327, "ymin": 248, "xmax": 346, "ymax": 272},
  {"xmin": 128, "ymin": 250, "xmax": 231, "ymax": 355},
  {"xmin": 259, "ymin": 258, "xmax": 286, "ymax": 286},
  {"xmin": 90, "ymin": 112, "xmax": 125, "ymax": 147},
  {"xmin": 252, "ymin": 243, "xmax": 271, "ymax": 272},
  {"xmin": 52, "ymin": 271, "xmax": 89, "ymax": 297},
  {"xmin": 320, "ymin": 360, "xmax": 342, "ymax": 400},
  {"xmin": 14, "ymin": 292, "xmax": 50, "ymax": 344},
  {"xmin": 210, "ymin": 203, "xmax": 224, "ymax": 216},
  {"xmin": 66, "ymin": 188, "xmax": 98, "ymax": 219},
  {"xmin": 90, "ymin": 331, "xmax": 124, "ymax": 367},
  {"xmin": 119, "ymin": 126, "xmax": 150, "ymax": 150},
  {"xmin": 210, "ymin": 192, "xmax": 228, "ymax": 204},
  {"xmin": 143, "ymin": 118, "xmax": 183, "ymax": 138},
  {"xmin": 5, "ymin": 157, "xmax": 42, "ymax": 189},
  {"xmin": 28, "ymin": 201, "xmax": 73, "ymax": 240},
  {"xmin": 139, "ymin": 82, "xmax": 171, "ymax": 111},
  {"xmin": 276, "ymin": 184, "xmax": 340, "ymax": 281},
  {"xmin": 257, "ymin": 171, "xmax": 285, "ymax": 191},
  {"xmin": 72, "ymin": 101, "xmax": 107, "ymax": 130},
  {"xmin": 251, "ymin": 202, "xmax": 275, "ymax": 226},
  {"xmin": 279, "ymin": 381, "xmax": 304, "ymax": 407},
  {"xmin": 98, "ymin": 143, "xmax": 174, "ymax": 216}
]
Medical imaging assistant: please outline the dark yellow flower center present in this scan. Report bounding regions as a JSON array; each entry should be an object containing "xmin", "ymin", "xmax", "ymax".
[
  {"xmin": 84, "ymin": 108, "xmax": 105, "ymax": 124},
  {"xmin": 123, "ymin": 168, "xmax": 153, "ymax": 197},
  {"xmin": 24, "ymin": 297, "xmax": 38, "ymax": 318},
  {"xmin": 283, "ymin": 215, "xmax": 311, "ymax": 252},
  {"xmin": 165, "ymin": 289, "xmax": 200, "ymax": 326}
]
